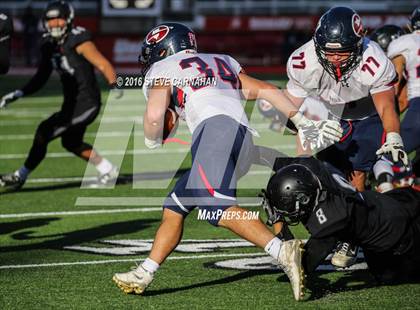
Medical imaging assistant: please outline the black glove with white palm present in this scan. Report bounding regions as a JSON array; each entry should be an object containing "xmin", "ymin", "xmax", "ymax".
[
  {"xmin": 290, "ymin": 112, "xmax": 343, "ymax": 150},
  {"xmin": 0, "ymin": 90, "xmax": 23, "ymax": 108},
  {"xmin": 376, "ymin": 132, "xmax": 408, "ymax": 166}
]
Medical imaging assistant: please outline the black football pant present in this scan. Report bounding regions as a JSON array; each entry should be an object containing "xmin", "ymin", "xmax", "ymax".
[{"xmin": 24, "ymin": 105, "xmax": 99, "ymax": 170}]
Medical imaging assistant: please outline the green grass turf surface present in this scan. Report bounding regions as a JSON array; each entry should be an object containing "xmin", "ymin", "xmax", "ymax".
[{"xmin": 1, "ymin": 75, "xmax": 419, "ymax": 309}]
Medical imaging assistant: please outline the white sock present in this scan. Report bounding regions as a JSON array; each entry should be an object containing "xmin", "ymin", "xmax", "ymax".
[
  {"xmin": 140, "ymin": 258, "xmax": 160, "ymax": 274},
  {"xmin": 264, "ymin": 237, "xmax": 283, "ymax": 260},
  {"xmin": 16, "ymin": 166, "xmax": 31, "ymax": 180},
  {"xmin": 95, "ymin": 158, "xmax": 113, "ymax": 175}
]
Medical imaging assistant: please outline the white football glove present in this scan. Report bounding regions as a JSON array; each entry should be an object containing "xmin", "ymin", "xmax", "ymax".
[
  {"xmin": 144, "ymin": 137, "xmax": 162, "ymax": 149},
  {"xmin": 290, "ymin": 112, "xmax": 319, "ymax": 150},
  {"xmin": 313, "ymin": 119, "xmax": 343, "ymax": 147},
  {"xmin": 376, "ymin": 132, "xmax": 408, "ymax": 166},
  {"xmin": 290, "ymin": 112, "xmax": 343, "ymax": 150},
  {"xmin": 0, "ymin": 90, "xmax": 23, "ymax": 108}
]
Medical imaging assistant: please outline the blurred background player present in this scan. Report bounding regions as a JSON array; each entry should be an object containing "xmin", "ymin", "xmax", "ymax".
[
  {"xmin": 386, "ymin": 7, "xmax": 420, "ymax": 187},
  {"xmin": 0, "ymin": 12, "xmax": 13, "ymax": 74},
  {"xmin": 0, "ymin": 0, "xmax": 120, "ymax": 191}
]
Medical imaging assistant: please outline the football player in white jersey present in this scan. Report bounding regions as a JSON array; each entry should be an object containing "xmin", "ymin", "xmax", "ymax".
[
  {"xmin": 112, "ymin": 22, "xmax": 344, "ymax": 301},
  {"xmin": 285, "ymin": 6, "xmax": 408, "ymax": 192},
  {"xmin": 285, "ymin": 6, "xmax": 409, "ymax": 268},
  {"xmin": 387, "ymin": 7, "xmax": 420, "ymax": 184}
]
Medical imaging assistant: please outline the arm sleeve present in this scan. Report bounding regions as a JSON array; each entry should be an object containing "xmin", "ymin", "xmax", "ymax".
[
  {"xmin": 303, "ymin": 236, "xmax": 338, "ymax": 274},
  {"xmin": 21, "ymin": 42, "xmax": 53, "ymax": 96},
  {"xmin": 0, "ymin": 13, "xmax": 13, "ymax": 74}
]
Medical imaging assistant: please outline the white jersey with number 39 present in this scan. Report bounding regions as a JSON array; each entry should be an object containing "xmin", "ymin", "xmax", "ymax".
[
  {"xmin": 387, "ymin": 31, "xmax": 420, "ymax": 100},
  {"xmin": 143, "ymin": 51, "xmax": 250, "ymax": 134},
  {"xmin": 286, "ymin": 38, "xmax": 396, "ymax": 120}
]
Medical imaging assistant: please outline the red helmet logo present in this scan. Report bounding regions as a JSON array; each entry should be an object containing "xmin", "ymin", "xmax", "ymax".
[
  {"xmin": 352, "ymin": 14, "xmax": 363, "ymax": 37},
  {"xmin": 146, "ymin": 25, "xmax": 170, "ymax": 44}
]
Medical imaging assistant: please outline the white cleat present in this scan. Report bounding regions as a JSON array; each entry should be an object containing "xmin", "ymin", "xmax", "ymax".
[
  {"xmin": 112, "ymin": 266, "xmax": 154, "ymax": 295},
  {"xmin": 276, "ymin": 239, "xmax": 305, "ymax": 301}
]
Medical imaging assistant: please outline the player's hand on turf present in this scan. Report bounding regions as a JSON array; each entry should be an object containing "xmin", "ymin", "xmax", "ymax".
[
  {"xmin": 0, "ymin": 90, "xmax": 23, "ymax": 108},
  {"xmin": 376, "ymin": 132, "xmax": 408, "ymax": 166}
]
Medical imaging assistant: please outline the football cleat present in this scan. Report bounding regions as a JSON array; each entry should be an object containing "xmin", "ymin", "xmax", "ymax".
[
  {"xmin": 113, "ymin": 266, "xmax": 154, "ymax": 295},
  {"xmin": 276, "ymin": 239, "xmax": 305, "ymax": 301},
  {"xmin": 98, "ymin": 166, "xmax": 119, "ymax": 186},
  {"xmin": 331, "ymin": 242, "xmax": 358, "ymax": 268},
  {"xmin": 0, "ymin": 172, "xmax": 25, "ymax": 191}
]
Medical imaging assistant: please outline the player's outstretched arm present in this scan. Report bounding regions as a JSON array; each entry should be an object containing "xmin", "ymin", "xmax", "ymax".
[
  {"xmin": 0, "ymin": 46, "xmax": 53, "ymax": 109},
  {"xmin": 391, "ymin": 55, "xmax": 406, "ymax": 98},
  {"xmin": 77, "ymin": 41, "xmax": 116, "ymax": 85},
  {"xmin": 238, "ymin": 73, "xmax": 343, "ymax": 149},
  {"xmin": 373, "ymin": 88, "xmax": 408, "ymax": 165},
  {"xmin": 76, "ymin": 41, "xmax": 122, "ymax": 99}
]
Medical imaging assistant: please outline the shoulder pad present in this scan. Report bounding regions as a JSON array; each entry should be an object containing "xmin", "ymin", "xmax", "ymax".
[
  {"xmin": 287, "ymin": 40, "xmax": 319, "ymax": 84},
  {"xmin": 360, "ymin": 40, "xmax": 395, "ymax": 86},
  {"xmin": 66, "ymin": 26, "xmax": 92, "ymax": 49}
]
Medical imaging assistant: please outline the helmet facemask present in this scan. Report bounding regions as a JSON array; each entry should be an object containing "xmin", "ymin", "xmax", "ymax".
[
  {"xmin": 43, "ymin": 2, "xmax": 74, "ymax": 42},
  {"xmin": 314, "ymin": 38, "xmax": 363, "ymax": 83}
]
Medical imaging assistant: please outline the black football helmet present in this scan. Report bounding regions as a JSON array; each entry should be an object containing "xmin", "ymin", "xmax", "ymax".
[
  {"xmin": 370, "ymin": 25, "xmax": 404, "ymax": 52},
  {"xmin": 314, "ymin": 6, "xmax": 364, "ymax": 82},
  {"xmin": 43, "ymin": 0, "xmax": 74, "ymax": 40},
  {"xmin": 262, "ymin": 164, "xmax": 324, "ymax": 226},
  {"xmin": 139, "ymin": 22, "xmax": 197, "ymax": 75},
  {"xmin": 409, "ymin": 7, "xmax": 420, "ymax": 31}
]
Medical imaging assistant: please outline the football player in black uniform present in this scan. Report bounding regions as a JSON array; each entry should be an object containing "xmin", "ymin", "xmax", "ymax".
[
  {"xmin": 0, "ymin": 1, "xmax": 120, "ymax": 190},
  {"xmin": 0, "ymin": 12, "xmax": 13, "ymax": 74},
  {"xmin": 262, "ymin": 156, "xmax": 420, "ymax": 296}
]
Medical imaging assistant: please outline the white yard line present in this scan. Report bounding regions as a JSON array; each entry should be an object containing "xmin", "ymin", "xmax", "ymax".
[
  {"xmin": 0, "ymin": 253, "xmax": 266, "ymax": 269},
  {"xmin": 20, "ymin": 168, "xmax": 271, "ymax": 184},
  {"xmin": 0, "ymin": 202, "xmax": 260, "ymax": 218},
  {"xmin": 0, "ymin": 207, "xmax": 162, "ymax": 219},
  {"xmin": 0, "ymin": 143, "xmax": 295, "ymax": 159}
]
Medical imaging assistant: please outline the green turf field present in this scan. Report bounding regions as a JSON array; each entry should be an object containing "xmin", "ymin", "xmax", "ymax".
[{"xmin": 0, "ymin": 76, "xmax": 419, "ymax": 309}]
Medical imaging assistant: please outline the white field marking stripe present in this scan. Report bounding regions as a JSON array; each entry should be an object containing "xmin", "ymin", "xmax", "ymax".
[
  {"xmin": 24, "ymin": 169, "xmax": 273, "ymax": 184},
  {"xmin": 0, "ymin": 117, "xmax": 144, "ymax": 126},
  {"xmin": 0, "ymin": 208, "xmax": 162, "ymax": 219},
  {"xmin": 75, "ymin": 197, "xmax": 261, "ymax": 207},
  {"xmin": 0, "ymin": 144, "xmax": 295, "ymax": 159},
  {"xmin": 0, "ymin": 203, "xmax": 260, "ymax": 218},
  {"xmin": 0, "ymin": 253, "xmax": 266, "ymax": 270},
  {"xmin": 0, "ymin": 130, "xmax": 189, "ymax": 140}
]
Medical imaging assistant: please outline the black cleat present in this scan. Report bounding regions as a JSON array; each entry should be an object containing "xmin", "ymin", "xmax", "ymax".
[
  {"xmin": 0, "ymin": 172, "xmax": 25, "ymax": 192},
  {"xmin": 331, "ymin": 242, "xmax": 358, "ymax": 268}
]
